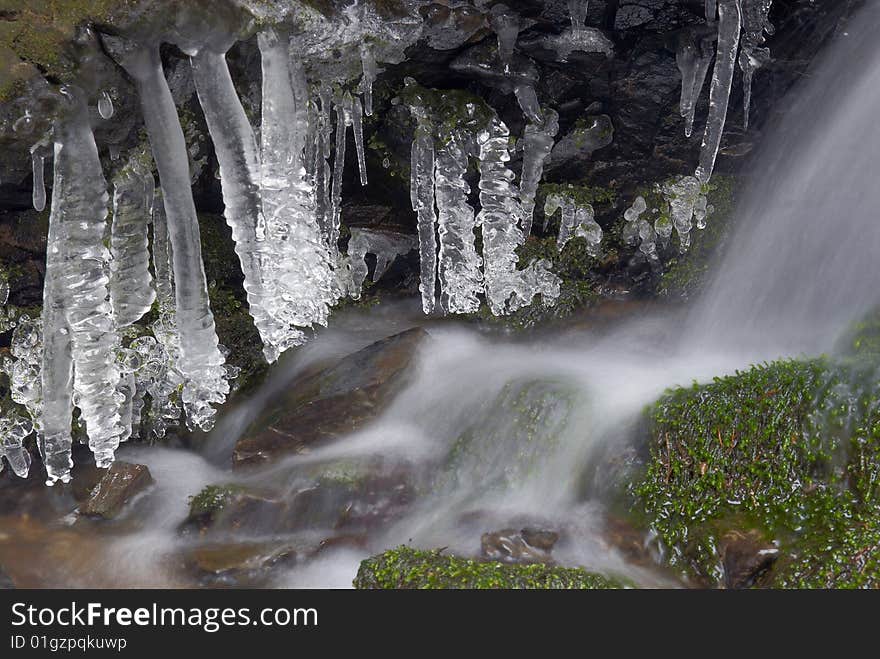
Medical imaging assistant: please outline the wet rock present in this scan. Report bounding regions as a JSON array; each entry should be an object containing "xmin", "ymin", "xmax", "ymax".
[
  {"xmin": 79, "ymin": 462, "xmax": 153, "ymax": 519},
  {"xmin": 183, "ymin": 485, "xmax": 284, "ymax": 534},
  {"xmin": 545, "ymin": 114, "xmax": 614, "ymax": 174},
  {"xmin": 233, "ymin": 327, "xmax": 428, "ymax": 466},
  {"xmin": 481, "ymin": 527, "xmax": 559, "ymax": 564},
  {"xmin": 720, "ymin": 530, "xmax": 779, "ymax": 590},
  {"xmin": 185, "ymin": 541, "xmax": 297, "ymax": 585}
]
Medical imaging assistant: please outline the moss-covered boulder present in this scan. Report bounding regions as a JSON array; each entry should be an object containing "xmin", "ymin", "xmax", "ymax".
[
  {"xmin": 354, "ymin": 547, "xmax": 631, "ymax": 589},
  {"xmin": 632, "ymin": 357, "xmax": 880, "ymax": 587}
]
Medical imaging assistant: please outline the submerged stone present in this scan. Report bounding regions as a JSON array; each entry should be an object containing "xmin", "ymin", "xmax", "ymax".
[{"xmin": 233, "ymin": 328, "xmax": 428, "ymax": 466}]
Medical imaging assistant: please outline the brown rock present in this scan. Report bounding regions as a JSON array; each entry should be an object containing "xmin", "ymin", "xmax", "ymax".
[
  {"xmin": 79, "ymin": 462, "xmax": 153, "ymax": 519},
  {"xmin": 186, "ymin": 542, "xmax": 297, "ymax": 576},
  {"xmin": 233, "ymin": 327, "xmax": 428, "ymax": 466},
  {"xmin": 481, "ymin": 528, "xmax": 557, "ymax": 564}
]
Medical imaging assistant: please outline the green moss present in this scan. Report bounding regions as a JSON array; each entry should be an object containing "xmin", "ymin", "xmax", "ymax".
[
  {"xmin": 396, "ymin": 83, "xmax": 495, "ymax": 143},
  {"xmin": 633, "ymin": 356, "xmax": 880, "ymax": 587},
  {"xmin": 538, "ymin": 183, "xmax": 617, "ymax": 211},
  {"xmin": 188, "ymin": 484, "xmax": 244, "ymax": 521},
  {"xmin": 354, "ymin": 546, "xmax": 631, "ymax": 589}
]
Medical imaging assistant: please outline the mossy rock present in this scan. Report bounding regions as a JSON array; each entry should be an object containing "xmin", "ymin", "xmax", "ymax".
[
  {"xmin": 836, "ymin": 307, "xmax": 880, "ymax": 357},
  {"xmin": 632, "ymin": 356, "xmax": 880, "ymax": 587},
  {"xmin": 354, "ymin": 546, "xmax": 631, "ymax": 589}
]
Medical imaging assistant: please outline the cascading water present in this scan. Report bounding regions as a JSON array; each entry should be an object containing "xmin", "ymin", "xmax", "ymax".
[{"xmin": 1, "ymin": 0, "xmax": 876, "ymax": 590}]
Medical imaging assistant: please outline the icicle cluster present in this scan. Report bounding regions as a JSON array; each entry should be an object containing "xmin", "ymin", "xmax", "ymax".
[
  {"xmin": 544, "ymin": 191, "xmax": 603, "ymax": 257},
  {"xmin": 404, "ymin": 81, "xmax": 560, "ymax": 317},
  {"xmin": 680, "ymin": 0, "xmax": 775, "ymax": 186}
]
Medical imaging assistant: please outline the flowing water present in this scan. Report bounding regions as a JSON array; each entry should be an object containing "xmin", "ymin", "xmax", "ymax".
[{"xmin": 3, "ymin": 2, "xmax": 880, "ymax": 589}]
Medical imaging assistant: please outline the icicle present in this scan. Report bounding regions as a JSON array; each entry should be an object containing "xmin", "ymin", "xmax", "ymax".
[
  {"xmin": 360, "ymin": 44, "xmax": 379, "ymax": 117},
  {"xmin": 31, "ymin": 150, "xmax": 45, "ymax": 211},
  {"xmin": 706, "ymin": 0, "xmax": 717, "ymax": 21},
  {"xmin": 488, "ymin": 4, "xmax": 521, "ymax": 70},
  {"xmin": 739, "ymin": 0, "xmax": 775, "ymax": 130},
  {"xmin": 191, "ymin": 47, "xmax": 290, "ymax": 363},
  {"xmin": 518, "ymin": 98, "xmax": 558, "ymax": 236},
  {"xmin": 331, "ymin": 93, "xmax": 352, "ymax": 254},
  {"xmin": 570, "ymin": 1, "xmax": 589, "ymax": 29},
  {"xmin": 4, "ymin": 316, "xmax": 42, "ymax": 479},
  {"xmin": 259, "ymin": 32, "xmax": 336, "ymax": 337},
  {"xmin": 352, "ymin": 94, "xmax": 368, "ymax": 186},
  {"xmin": 545, "ymin": 191, "xmax": 601, "ymax": 256},
  {"xmin": 120, "ymin": 45, "xmax": 228, "ymax": 431},
  {"xmin": 574, "ymin": 208, "xmax": 603, "ymax": 257},
  {"xmin": 408, "ymin": 94, "xmax": 439, "ymax": 315},
  {"xmin": 98, "ymin": 90, "xmax": 115, "ymax": 120},
  {"xmin": 315, "ymin": 87, "xmax": 334, "ymax": 242},
  {"xmin": 478, "ymin": 117, "xmax": 560, "ymax": 315},
  {"xmin": 435, "ymin": 130, "xmax": 483, "ymax": 314},
  {"xmin": 638, "ymin": 218, "xmax": 658, "ymax": 261},
  {"xmin": 109, "ymin": 157, "xmax": 156, "ymax": 327},
  {"xmin": 677, "ymin": 33, "xmax": 714, "ymax": 138},
  {"xmin": 695, "ymin": 0, "xmax": 743, "ymax": 184},
  {"xmin": 148, "ymin": 191, "xmax": 185, "ymax": 438}
]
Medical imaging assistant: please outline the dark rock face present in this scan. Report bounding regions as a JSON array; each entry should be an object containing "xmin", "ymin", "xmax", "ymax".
[
  {"xmin": 233, "ymin": 327, "xmax": 429, "ymax": 466},
  {"xmin": 79, "ymin": 462, "xmax": 154, "ymax": 519}
]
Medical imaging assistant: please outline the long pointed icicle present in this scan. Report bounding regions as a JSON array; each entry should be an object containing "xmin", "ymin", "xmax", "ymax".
[
  {"xmin": 360, "ymin": 44, "xmax": 378, "ymax": 117},
  {"xmin": 435, "ymin": 130, "xmax": 483, "ymax": 314},
  {"xmin": 696, "ymin": 0, "xmax": 742, "ymax": 184},
  {"xmin": 677, "ymin": 33, "xmax": 714, "ymax": 138},
  {"xmin": 191, "ymin": 47, "xmax": 289, "ymax": 363},
  {"xmin": 331, "ymin": 92, "xmax": 352, "ymax": 253},
  {"xmin": 31, "ymin": 151, "xmax": 46, "ymax": 211},
  {"xmin": 315, "ymin": 87, "xmax": 333, "ymax": 241},
  {"xmin": 518, "ymin": 105, "xmax": 558, "ymax": 235},
  {"xmin": 409, "ymin": 111, "xmax": 437, "ymax": 314},
  {"xmin": 352, "ymin": 94, "xmax": 368, "ymax": 187},
  {"xmin": 49, "ymin": 89, "xmax": 124, "ymax": 470},
  {"xmin": 109, "ymin": 156, "xmax": 156, "ymax": 327},
  {"xmin": 121, "ymin": 45, "xmax": 228, "ymax": 431},
  {"xmin": 739, "ymin": 0, "xmax": 774, "ymax": 130}
]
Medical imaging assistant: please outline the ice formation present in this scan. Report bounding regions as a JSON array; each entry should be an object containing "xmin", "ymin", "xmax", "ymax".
[
  {"xmin": 488, "ymin": 4, "xmax": 521, "ymax": 70},
  {"xmin": 31, "ymin": 149, "xmax": 46, "ymax": 212},
  {"xmin": 121, "ymin": 45, "xmax": 229, "ymax": 432},
  {"xmin": 739, "ymin": 1, "xmax": 774, "ymax": 130},
  {"xmin": 109, "ymin": 154, "xmax": 156, "ymax": 327},
  {"xmin": 405, "ymin": 82, "xmax": 560, "ymax": 316},
  {"xmin": 348, "ymin": 227, "xmax": 418, "ymax": 295},
  {"xmin": 621, "ymin": 195, "xmax": 647, "ymax": 247},
  {"xmin": 545, "ymin": 0, "xmax": 614, "ymax": 61},
  {"xmin": 517, "ymin": 89, "xmax": 559, "ymax": 237},
  {"xmin": 696, "ymin": 0, "xmax": 743, "ymax": 184},
  {"xmin": 676, "ymin": 29, "xmax": 715, "ymax": 138},
  {"xmin": 98, "ymin": 90, "xmax": 115, "ymax": 120},
  {"xmin": 659, "ymin": 175, "xmax": 707, "ymax": 253},
  {"xmin": 544, "ymin": 191, "xmax": 603, "ymax": 257}
]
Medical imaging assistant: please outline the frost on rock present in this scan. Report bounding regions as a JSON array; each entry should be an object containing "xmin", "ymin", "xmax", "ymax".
[
  {"xmin": 739, "ymin": 0, "xmax": 774, "ymax": 130},
  {"xmin": 121, "ymin": 45, "xmax": 228, "ymax": 432},
  {"xmin": 348, "ymin": 227, "xmax": 418, "ymax": 296},
  {"xmin": 544, "ymin": 191, "xmax": 602, "ymax": 257},
  {"xmin": 696, "ymin": 0, "xmax": 743, "ymax": 184},
  {"xmin": 110, "ymin": 153, "xmax": 156, "ymax": 327},
  {"xmin": 545, "ymin": 0, "xmax": 614, "ymax": 62},
  {"xmin": 478, "ymin": 117, "xmax": 560, "ymax": 315},
  {"xmin": 676, "ymin": 28, "xmax": 716, "ymax": 138}
]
